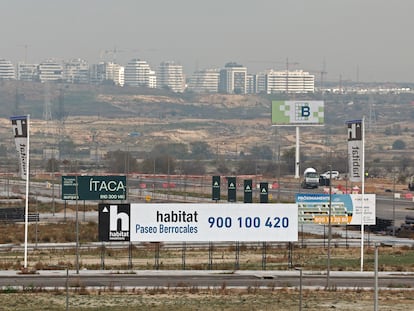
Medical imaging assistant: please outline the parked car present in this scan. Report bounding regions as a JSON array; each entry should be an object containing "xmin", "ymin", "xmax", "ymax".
[{"xmin": 320, "ymin": 170, "xmax": 340, "ymax": 179}]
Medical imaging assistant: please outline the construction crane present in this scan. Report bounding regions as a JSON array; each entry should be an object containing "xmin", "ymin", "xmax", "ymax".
[
  {"xmin": 246, "ymin": 58, "xmax": 299, "ymax": 71},
  {"xmin": 99, "ymin": 46, "xmax": 126, "ymax": 63}
]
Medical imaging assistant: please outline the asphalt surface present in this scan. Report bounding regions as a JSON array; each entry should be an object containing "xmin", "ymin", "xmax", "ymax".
[{"xmin": 0, "ymin": 270, "xmax": 414, "ymax": 290}]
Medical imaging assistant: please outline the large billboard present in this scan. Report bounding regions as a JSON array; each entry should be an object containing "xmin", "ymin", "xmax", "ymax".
[
  {"xmin": 296, "ymin": 193, "xmax": 376, "ymax": 225},
  {"xmin": 271, "ymin": 100, "xmax": 324, "ymax": 125},
  {"xmin": 62, "ymin": 175, "xmax": 127, "ymax": 200},
  {"xmin": 99, "ymin": 203, "xmax": 298, "ymax": 242}
]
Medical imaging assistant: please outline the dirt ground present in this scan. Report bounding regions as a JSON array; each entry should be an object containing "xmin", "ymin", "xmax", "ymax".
[{"xmin": 0, "ymin": 288, "xmax": 412, "ymax": 310}]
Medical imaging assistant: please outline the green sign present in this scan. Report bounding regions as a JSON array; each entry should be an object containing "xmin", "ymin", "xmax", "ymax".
[
  {"xmin": 260, "ymin": 182, "xmax": 268, "ymax": 203},
  {"xmin": 227, "ymin": 176, "xmax": 236, "ymax": 202},
  {"xmin": 244, "ymin": 179, "xmax": 252, "ymax": 203},
  {"xmin": 62, "ymin": 175, "xmax": 127, "ymax": 200},
  {"xmin": 212, "ymin": 175, "xmax": 220, "ymax": 201}
]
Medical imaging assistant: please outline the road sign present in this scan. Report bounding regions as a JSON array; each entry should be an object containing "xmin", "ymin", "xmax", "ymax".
[{"xmin": 62, "ymin": 175, "xmax": 127, "ymax": 200}]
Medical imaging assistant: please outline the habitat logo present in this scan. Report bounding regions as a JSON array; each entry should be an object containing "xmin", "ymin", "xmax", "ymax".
[{"xmin": 99, "ymin": 204, "xmax": 130, "ymax": 241}]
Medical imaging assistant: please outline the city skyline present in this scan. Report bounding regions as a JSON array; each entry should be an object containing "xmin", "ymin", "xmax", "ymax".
[{"xmin": 2, "ymin": 0, "xmax": 414, "ymax": 83}]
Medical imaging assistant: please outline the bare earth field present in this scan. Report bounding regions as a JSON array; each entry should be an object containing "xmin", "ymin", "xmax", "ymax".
[{"xmin": 0, "ymin": 288, "xmax": 413, "ymax": 310}]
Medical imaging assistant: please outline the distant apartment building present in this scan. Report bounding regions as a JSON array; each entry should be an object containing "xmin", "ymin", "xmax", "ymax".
[
  {"xmin": 63, "ymin": 58, "xmax": 89, "ymax": 84},
  {"xmin": 157, "ymin": 61, "xmax": 185, "ymax": 92},
  {"xmin": 0, "ymin": 58, "xmax": 16, "ymax": 80},
  {"xmin": 38, "ymin": 59, "xmax": 63, "ymax": 83},
  {"xmin": 266, "ymin": 70, "xmax": 315, "ymax": 93},
  {"xmin": 187, "ymin": 68, "xmax": 220, "ymax": 93},
  {"xmin": 89, "ymin": 62, "xmax": 125, "ymax": 86},
  {"xmin": 219, "ymin": 62, "xmax": 247, "ymax": 94},
  {"xmin": 255, "ymin": 73, "xmax": 267, "ymax": 94},
  {"xmin": 17, "ymin": 63, "xmax": 37, "ymax": 81},
  {"xmin": 106, "ymin": 62, "xmax": 124, "ymax": 86},
  {"xmin": 124, "ymin": 59, "xmax": 156, "ymax": 88}
]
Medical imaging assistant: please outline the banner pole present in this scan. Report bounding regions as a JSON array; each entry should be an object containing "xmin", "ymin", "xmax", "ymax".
[
  {"xmin": 295, "ymin": 126, "xmax": 300, "ymax": 178},
  {"xmin": 360, "ymin": 117, "xmax": 365, "ymax": 272},
  {"xmin": 24, "ymin": 114, "xmax": 30, "ymax": 269}
]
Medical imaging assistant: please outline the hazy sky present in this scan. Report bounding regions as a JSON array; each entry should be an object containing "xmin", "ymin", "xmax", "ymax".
[{"xmin": 2, "ymin": 0, "xmax": 414, "ymax": 83}]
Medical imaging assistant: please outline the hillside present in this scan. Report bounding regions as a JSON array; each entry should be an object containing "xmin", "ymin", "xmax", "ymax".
[{"xmin": 1, "ymin": 81, "xmax": 414, "ymax": 177}]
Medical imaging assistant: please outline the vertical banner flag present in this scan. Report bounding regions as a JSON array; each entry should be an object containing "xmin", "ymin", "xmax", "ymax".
[
  {"xmin": 212, "ymin": 175, "xmax": 220, "ymax": 201},
  {"xmin": 11, "ymin": 116, "xmax": 28, "ymax": 180},
  {"xmin": 346, "ymin": 119, "xmax": 363, "ymax": 182},
  {"xmin": 244, "ymin": 179, "xmax": 253, "ymax": 203},
  {"xmin": 259, "ymin": 182, "xmax": 269, "ymax": 203},
  {"xmin": 227, "ymin": 176, "xmax": 236, "ymax": 202}
]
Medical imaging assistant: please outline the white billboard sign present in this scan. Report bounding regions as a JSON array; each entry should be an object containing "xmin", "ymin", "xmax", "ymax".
[
  {"xmin": 126, "ymin": 203, "xmax": 298, "ymax": 242},
  {"xmin": 296, "ymin": 193, "xmax": 376, "ymax": 225}
]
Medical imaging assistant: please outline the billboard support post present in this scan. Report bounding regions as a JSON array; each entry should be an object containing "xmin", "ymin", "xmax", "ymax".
[
  {"xmin": 271, "ymin": 101, "xmax": 324, "ymax": 180},
  {"xmin": 295, "ymin": 126, "xmax": 300, "ymax": 178}
]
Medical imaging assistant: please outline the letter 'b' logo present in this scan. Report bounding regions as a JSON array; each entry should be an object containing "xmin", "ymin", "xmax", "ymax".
[{"xmin": 301, "ymin": 106, "xmax": 310, "ymax": 117}]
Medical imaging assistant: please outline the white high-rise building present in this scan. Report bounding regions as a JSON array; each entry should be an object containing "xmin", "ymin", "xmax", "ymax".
[
  {"xmin": 38, "ymin": 59, "xmax": 63, "ymax": 83},
  {"xmin": 89, "ymin": 62, "xmax": 124, "ymax": 86},
  {"xmin": 105, "ymin": 62, "xmax": 124, "ymax": 86},
  {"xmin": 63, "ymin": 58, "xmax": 89, "ymax": 84},
  {"xmin": 124, "ymin": 59, "xmax": 156, "ymax": 88},
  {"xmin": 157, "ymin": 61, "xmax": 185, "ymax": 92},
  {"xmin": 219, "ymin": 62, "xmax": 247, "ymax": 94},
  {"xmin": 266, "ymin": 70, "xmax": 315, "ymax": 93},
  {"xmin": 17, "ymin": 63, "xmax": 37, "ymax": 81},
  {"xmin": 0, "ymin": 58, "xmax": 16, "ymax": 80},
  {"xmin": 187, "ymin": 68, "xmax": 219, "ymax": 93}
]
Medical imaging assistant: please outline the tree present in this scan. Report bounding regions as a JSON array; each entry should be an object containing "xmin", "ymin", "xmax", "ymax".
[
  {"xmin": 180, "ymin": 160, "xmax": 206, "ymax": 175},
  {"xmin": 105, "ymin": 150, "xmax": 139, "ymax": 173},
  {"xmin": 281, "ymin": 148, "xmax": 296, "ymax": 174},
  {"xmin": 392, "ymin": 139, "xmax": 406, "ymax": 150},
  {"xmin": 58, "ymin": 138, "xmax": 76, "ymax": 157},
  {"xmin": 250, "ymin": 145, "xmax": 273, "ymax": 160},
  {"xmin": 151, "ymin": 143, "xmax": 188, "ymax": 159},
  {"xmin": 190, "ymin": 141, "xmax": 213, "ymax": 159},
  {"xmin": 45, "ymin": 158, "xmax": 60, "ymax": 172},
  {"xmin": 140, "ymin": 156, "xmax": 176, "ymax": 174},
  {"xmin": 235, "ymin": 157, "xmax": 257, "ymax": 175}
]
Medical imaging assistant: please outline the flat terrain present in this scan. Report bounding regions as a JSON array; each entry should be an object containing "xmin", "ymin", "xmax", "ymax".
[{"xmin": 0, "ymin": 288, "xmax": 413, "ymax": 310}]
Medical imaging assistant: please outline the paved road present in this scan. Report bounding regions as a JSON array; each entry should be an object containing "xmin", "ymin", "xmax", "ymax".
[{"xmin": 1, "ymin": 270, "xmax": 413, "ymax": 289}]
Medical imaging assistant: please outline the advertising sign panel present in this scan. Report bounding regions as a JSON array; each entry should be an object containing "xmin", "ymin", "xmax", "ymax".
[
  {"xmin": 227, "ymin": 177, "xmax": 236, "ymax": 202},
  {"xmin": 98, "ymin": 203, "xmax": 298, "ymax": 242},
  {"xmin": 296, "ymin": 193, "xmax": 376, "ymax": 225},
  {"xmin": 99, "ymin": 203, "xmax": 130, "ymax": 241},
  {"xmin": 62, "ymin": 175, "xmax": 127, "ymax": 200},
  {"xmin": 271, "ymin": 100, "xmax": 324, "ymax": 125},
  {"xmin": 11, "ymin": 115, "xmax": 28, "ymax": 180},
  {"xmin": 244, "ymin": 179, "xmax": 253, "ymax": 203},
  {"xmin": 260, "ymin": 182, "xmax": 268, "ymax": 203},
  {"xmin": 346, "ymin": 119, "xmax": 363, "ymax": 182},
  {"xmin": 212, "ymin": 175, "xmax": 220, "ymax": 201}
]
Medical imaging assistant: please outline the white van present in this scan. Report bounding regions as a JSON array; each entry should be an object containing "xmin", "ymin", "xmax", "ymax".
[{"xmin": 320, "ymin": 170, "xmax": 339, "ymax": 179}]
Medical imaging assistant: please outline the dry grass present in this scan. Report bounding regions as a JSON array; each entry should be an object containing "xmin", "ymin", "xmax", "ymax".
[{"xmin": 0, "ymin": 287, "xmax": 412, "ymax": 310}]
